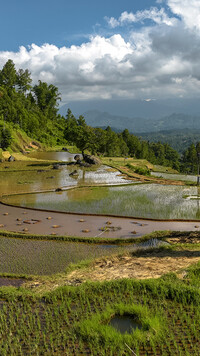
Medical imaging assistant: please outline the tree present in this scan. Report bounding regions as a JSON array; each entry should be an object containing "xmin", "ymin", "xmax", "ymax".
[
  {"xmin": 0, "ymin": 125, "xmax": 12, "ymax": 149},
  {"xmin": 0, "ymin": 59, "xmax": 17, "ymax": 92},
  {"xmin": 17, "ymin": 68, "xmax": 32, "ymax": 93},
  {"xmin": 33, "ymin": 81, "xmax": 61, "ymax": 119}
]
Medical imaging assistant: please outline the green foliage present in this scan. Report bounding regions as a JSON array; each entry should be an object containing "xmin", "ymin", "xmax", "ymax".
[
  {"xmin": 0, "ymin": 59, "xmax": 181, "ymax": 170},
  {"xmin": 181, "ymin": 142, "xmax": 200, "ymax": 174},
  {"xmin": 0, "ymin": 124, "xmax": 12, "ymax": 149},
  {"xmin": 126, "ymin": 163, "xmax": 151, "ymax": 176},
  {"xmin": 0, "ymin": 60, "xmax": 65, "ymax": 148}
]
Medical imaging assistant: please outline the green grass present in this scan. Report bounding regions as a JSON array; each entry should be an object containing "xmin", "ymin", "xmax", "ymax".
[{"xmin": 1, "ymin": 275, "xmax": 200, "ymax": 354}]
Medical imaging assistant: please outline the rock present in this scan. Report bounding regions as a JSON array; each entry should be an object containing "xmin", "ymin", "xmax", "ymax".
[
  {"xmin": 69, "ymin": 170, "xmax": 78, "ymax": 176},
  {"xmin": 79, "ymin": 162, "xmax": 91, "ymax": 167},
  {"xmin": 46, "ymin": 217, "xmax": 52, "ymax": 220},
  {"xmin": 8, "ymin": 155, "xmax": 15, "ymax": 162},
  {"xmin": 82, "ymin": 229, "xmax": 90, "ymax": 233},
  {"xmin": 62, "ymin": 147, "xmax": 69, "ymax": 151},
  {"xmin": 53, "ymin": 163, "xmax": 60, "ymax": 170},
  {"xmin": 32, "ymin": 141, "xmax": 39, "ymax": 146},
  {"xmin": 79, "ymin": 219, "xmax": 85, "ymax": 222},
  {"xmin": 74, "ymin": 154, "xmax": 81, "ymax": 161},
  {"xmin": 83, "ymin": 154, "xmax": 101, "ymax": 165}
]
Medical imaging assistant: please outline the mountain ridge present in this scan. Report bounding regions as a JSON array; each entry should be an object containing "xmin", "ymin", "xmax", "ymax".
[{"xmin": 82, "ymin": 110, "xmax": 200, "ymax": 133}]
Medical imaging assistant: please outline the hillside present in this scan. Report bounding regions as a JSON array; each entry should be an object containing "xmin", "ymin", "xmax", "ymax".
[
  {"xmin": 137, "ymin": 129, "xmax": 200, "ymax": 153},
  {"xmin": 82, "ymin": 110, "xmax": 200, "ymax": 133}
]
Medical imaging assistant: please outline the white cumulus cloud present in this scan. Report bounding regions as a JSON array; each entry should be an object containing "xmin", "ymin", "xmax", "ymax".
[
  {"xmin": 167, "ymin": 0, "xmax": 200, "ymax": 31},
  {"xmin": 106, "ymin": 7, "xmax": 177, "ymax": 28},
  {"xmin": 0, "ymin": 0, "xmax": 200, "ymax": 103}
]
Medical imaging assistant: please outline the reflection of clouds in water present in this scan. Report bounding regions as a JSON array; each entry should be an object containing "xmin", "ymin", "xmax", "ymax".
[
  {"xmin": 4, "ymin": 183, "xmax": 200, "ymax": 220},
  {"xmin": 151, "ymin": 171, "xmax": 198, "ymax": 183}
]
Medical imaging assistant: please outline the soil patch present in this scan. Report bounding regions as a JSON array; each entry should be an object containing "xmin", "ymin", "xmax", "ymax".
[
  {"xmin": 0, "ymin": 277, "xmax": 25, "ymax": 287},
  {"xmin": 66, "ymin": 250, "xmax": 200, "ymax": 284}
]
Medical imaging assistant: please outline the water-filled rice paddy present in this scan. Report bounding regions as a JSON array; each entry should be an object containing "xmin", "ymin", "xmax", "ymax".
[
  {"xmin": 0, "ymin": 237, "xmax": 128, "ymax": 275},
  {"xmin": 151, "ymin": 171, "xmax": 198, "ymax": 183},
  {"xmin": 4, "ymin": 184, "xmax": 200, "ymax": 220},
  {"xmin": 0, "ymin": 165, "xmax": 130, "ymax": 196},
  {"xmin": 1, "ymin": 278, "xmax": 200, "ymax": 355}
]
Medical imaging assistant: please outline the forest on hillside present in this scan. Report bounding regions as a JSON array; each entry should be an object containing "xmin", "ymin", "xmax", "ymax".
[{"xmin": 0, "ymin": 59, "xmax": 199, "ymax": 173}]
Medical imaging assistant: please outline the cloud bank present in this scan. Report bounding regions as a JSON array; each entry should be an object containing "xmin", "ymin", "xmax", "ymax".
[{"xmin": 0, "ymin": 0, "xmax": 200, "ymax": 103}]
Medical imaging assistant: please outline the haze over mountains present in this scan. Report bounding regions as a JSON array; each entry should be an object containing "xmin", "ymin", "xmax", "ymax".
[{"xmin": 59, "ymin": 98, "xmax": 200, "ymax": 133}]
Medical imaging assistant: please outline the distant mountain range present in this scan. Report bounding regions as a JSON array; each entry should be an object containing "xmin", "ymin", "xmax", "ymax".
[
  {"xmin": 59, "ymin": 98, "xmax": 200, "ymax": 119},
  {"xmin": 81, "ymin": 110, "xmax": 200, "ymax": 133}
]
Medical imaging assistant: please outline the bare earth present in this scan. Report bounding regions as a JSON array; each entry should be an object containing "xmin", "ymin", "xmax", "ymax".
[
  {"xmin": 66, "ymin": 250, "xmax": 200, "ymax": 284},
  {"xmin": 24, "ymin": 249, "xmax": 200, "ymax": 292}
]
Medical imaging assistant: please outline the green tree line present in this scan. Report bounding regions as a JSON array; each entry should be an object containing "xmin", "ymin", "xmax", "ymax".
[
  {"xmin": 64, "ymin": 109, "xmax": 180, "ymax": 170},
  {"xmin": 0, "ymin": 59, "xmax": 65, "ymax": 147}
]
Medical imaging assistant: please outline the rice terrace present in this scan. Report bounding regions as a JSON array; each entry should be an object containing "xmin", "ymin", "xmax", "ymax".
[
  {"xmin": 1, "ymin": 147, "xmax": 200, "ymax": 355},
  {"xmin": 2, "ymin": 27, "xmax": 200, "ymax": 354}
]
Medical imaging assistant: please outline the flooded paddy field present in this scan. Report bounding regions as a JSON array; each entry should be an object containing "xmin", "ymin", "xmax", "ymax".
[
  {"xmin": 1, "ymin": 277, "xmax": 200, "ymax": 355},
  {"xmin": 0, "ymin": 236, "xmax": 129, "ymax": 275},
  {"xmin": 151, "ymin": 171, "xmax": 198, "ymax": 183},
  {"xmin": 0, "ymin": 164, "xmax": 131, "ymax": 196},
  {"xmin": 4, "ymin": 183, "xmax": 200, "ymax": 220}
]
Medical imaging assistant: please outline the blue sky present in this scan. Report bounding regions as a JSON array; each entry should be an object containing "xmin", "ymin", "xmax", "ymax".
[
  {"xmin": 0, "ymin": 0, "xmax": 200, "ymax": 105},
  {"xmin": 1, "ymin": 0, "xmax": 163, "ymax": 50}
]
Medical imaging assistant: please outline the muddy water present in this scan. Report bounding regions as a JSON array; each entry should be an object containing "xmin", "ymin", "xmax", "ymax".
[
  {"xmin": 4, "ymin": 183, "xmax": 200, "ymax": 220},
  {"xmin": 28, "ymin": 151, "xmax": 76, "ymax": 161},
  {"xmin": 0, "ymin": 236, "xmax": 131, "ymax": 275},
  {"xmin": 109, "ymin": 315, "xmax": 142, "ymax": 334},
  {"xmin": 0, "ymin": 165, "xmax": 131, "ymax": 196}
]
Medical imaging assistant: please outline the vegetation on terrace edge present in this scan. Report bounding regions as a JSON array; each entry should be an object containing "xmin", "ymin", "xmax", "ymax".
[
  {"xmin": 1, "ymin": 254, "xmax": 200, "ymax": 354},
  {"xmin": 1, "ymin": 59, "xmax": 200, "ymax": 173}
]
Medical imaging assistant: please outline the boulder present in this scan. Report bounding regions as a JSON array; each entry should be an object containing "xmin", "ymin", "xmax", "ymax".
[
  {"xmin": 53, "ymin": 163, "xmax": 60, "ymax": 170},
  {"xmin": 74, "ymin": 154, "xmax": 81, "ymax": 161},
  {"xmin": 62, "ymin": 147, "xmax": 69, "ymax": 151},
  {"xmin": 83, "ymin": 154, "xmax": 101, "ymax": 165},
  {"xmin": 8, "ymin": 155, "xmax": 15, "ymax": 162},
  {"xmin": 69, "ymin": 170, "xmax": 78, "ymax": 176},
  {"xmin": 79, "ymin": 162, "xmax": 91, "ymax": 167}
]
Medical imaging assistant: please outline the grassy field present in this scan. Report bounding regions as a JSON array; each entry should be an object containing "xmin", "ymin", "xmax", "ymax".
[
  {"xmin": 0, "ymin": 231, "xmax": 200, "ymax": 354},
  {"xmin": 1, "ymin": 265, "xmax": 200, "ymax": 355}
]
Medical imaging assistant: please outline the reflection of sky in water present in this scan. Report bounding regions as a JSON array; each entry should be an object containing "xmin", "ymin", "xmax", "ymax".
[
  {"xmin": 0, "ymin": 165, "xmax": 131, "ymax": 196},
  {"xmin": 151, "ymin": 171, "xmax": 198, "ymax": 182},
  {"xmin": 4, "ymin": 183, "xmax": 200, "ymax": 220},
  {"xmin": 27, "ymin": 151, "xmax": 77, "ymax": 161}
]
